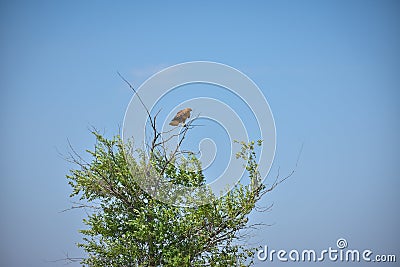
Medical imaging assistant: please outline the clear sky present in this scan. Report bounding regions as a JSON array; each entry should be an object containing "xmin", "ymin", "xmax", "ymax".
[{"xmin": 1, "ymin": 1, "xmax": 399, "ymax": 266}]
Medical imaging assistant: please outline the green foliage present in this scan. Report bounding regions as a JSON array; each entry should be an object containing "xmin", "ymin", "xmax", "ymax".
[{"xmin": 67, "ymin": 132, "xmax": 267, "ymax": 266}]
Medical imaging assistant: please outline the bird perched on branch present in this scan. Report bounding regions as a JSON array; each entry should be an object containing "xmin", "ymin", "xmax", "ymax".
[{"xmin": 169, "ymin": 108, "xmax": 192, "ymax": 126}]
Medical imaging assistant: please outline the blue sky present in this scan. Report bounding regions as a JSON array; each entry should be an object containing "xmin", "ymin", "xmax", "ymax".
[{"xmin": 1, "ymin": 1, "xmax": 399, "ymax": 266}]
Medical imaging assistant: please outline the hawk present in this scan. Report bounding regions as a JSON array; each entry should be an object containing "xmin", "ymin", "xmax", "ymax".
[{"xmin": 169, "ymin": 108, "xmax": 192, "ymax": 126}]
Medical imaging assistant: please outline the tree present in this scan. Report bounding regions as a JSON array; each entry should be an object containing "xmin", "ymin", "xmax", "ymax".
[{"xmin": 65, "ymin": 77, "xmax": 286, "ymax": 266}]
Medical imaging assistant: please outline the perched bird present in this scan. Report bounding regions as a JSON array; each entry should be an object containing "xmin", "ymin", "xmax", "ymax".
[{"xmin": 169, "ymin": 108, "xmax": 192, "ymax": 126}]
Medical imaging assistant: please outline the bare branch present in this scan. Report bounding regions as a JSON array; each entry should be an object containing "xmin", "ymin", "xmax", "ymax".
[
  {"xmin": 44, "ymin": 252, "xmax": 83, "ymax": 265},
  {"xmin": 59, "ymin": 201, "xmax": 101, "ymax": 213}
]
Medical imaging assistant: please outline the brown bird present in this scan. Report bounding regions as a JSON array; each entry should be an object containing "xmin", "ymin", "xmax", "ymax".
[{"xmin": 169, "ymin": 108, "xmax": 192, "ymax": 126}]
